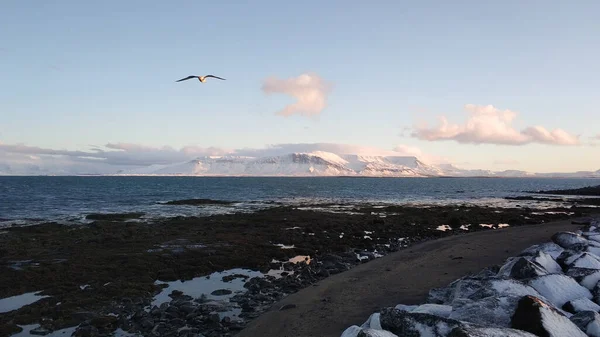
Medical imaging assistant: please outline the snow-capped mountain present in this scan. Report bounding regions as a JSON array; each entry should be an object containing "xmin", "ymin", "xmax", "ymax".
[
  {"xmin": 2, "ymin": 151, "xmax": 598, "ymax": 177},
  {"xmin": 114, "ymin": 151, "xmax": 600, "ymax": 178},
  {"xmin": 119, "ymin": 151, "xmax": 443, "ymax": 177}
]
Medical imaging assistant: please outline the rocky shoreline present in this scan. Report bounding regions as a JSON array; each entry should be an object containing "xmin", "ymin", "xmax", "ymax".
[
  {"xmin": 340, "ymin": 217, "xmax": 600, "ymax": 337},
  {"xmin": 1, "ymin": 196, "xmax": 599, "ymax": 337}
]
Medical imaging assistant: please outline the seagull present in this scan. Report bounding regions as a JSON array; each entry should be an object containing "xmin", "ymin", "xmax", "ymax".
[{"xmin": 176, "ymin": 75, "xmax": 226, "ymax": 83}]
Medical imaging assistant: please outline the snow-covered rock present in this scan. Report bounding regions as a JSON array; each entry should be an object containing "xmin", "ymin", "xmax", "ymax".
[
  {"xmin": 519, "ymin": 242, "xmax": 564, "ymax": 260},
  {"xmin": 341, "ymin": 326, "xmax": 399, "ymax": 337},
  {"xmin": 528, "ymin": 274, "xmax": 592, "ymax": 308},
  {"xmin": 447, "ymin": 326, "xmax": 538, "ymax": 337},
  {"xmin": 505, "ymin": 257, "xmax": 550, "ymax": 280},
  {"xmin": 563, "ymin": 297, "xmax": 600, "ymax": 313},
  {"xmin": 570, "ymin": 311, "xmax": 600, "ymax": 337},
  {"xmin": 361, "ymin": 313, "xmax": 382, "ymax": 330},
  {"xmin": 411, "ymin": 304, "xmax": 453, "ymax": 318},
  {"xmin": 566, "ymin": 268, "xmax": 600, "ymax": 290},
  {"xmin": 552, "ymin": 231, "xmax": 589, "ymax": 251},
  {"xmin": 448, "ymin": 296, "xmax": 522, "ymax": 328},
  {"xmin": 394, "ymin": 304, "xmax": 419, "ymax": 312},
  {"xmin": 379, "ymin": 307, "xmax": 462, "ymax": 337},
  {"xmin": 511, "ymin": 295, "xmax": 587, "ymax": 337},
  {"xmin": 570, "ymin": 252, "xmax": 600, "ymax": 269},
  {"xmin": 357, "ymin": 329, "xmax": 399, "ymax": 337},
  {"xmin": 531, "ymin": 251, "xmax": 563, "ymax": 274}
]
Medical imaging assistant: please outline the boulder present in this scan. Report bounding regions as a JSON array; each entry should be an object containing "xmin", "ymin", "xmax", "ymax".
[
  {"xmin": 379, "ymin": 307, "xmax": 462, "ymax": 337},
  {"xmin": 528, "ymin": 274, "xmax": 592, "ymax": 308},
  {"xmin": 507, "ymin": 257, "xmax": 549, "ymax": 280},
  {"xmin": 566, "ymin": 267, "xmax": 600, "ymax": 290},
  {"xmin": 563, "ymin": 297, "xmax": 600, "ymax": 313},
  {"xmin": 358, "ymin": 329, "xmax": 399, "ymax": 337},
  {"xmin": 570, "ymin": 311, "xmax": 600, "ymax": 337},
  {"xmin": 570, "ymin": 253, "xmax": 600, "ymax": 269},
  {"xmin": 519, "ymin": 242, "xmax": 564, "ymax": 259},
  {"xmin": 411, "ymin": 304, "xmax": 453, "ymax": 318},
  {"xmin": 448, "ymin": 295, "xmax": 523, "ymax": 328},
  {"xmin": 448, "ymin": 326, "xmax": 538, "ymax": 337},
  {"xmin": 511, "ymin": 295, "xmax": 587, "ymax": 337},
  {"xmin": 551, "ymin": 231, "xmax": 588, "ymax": 251},
  {"xmin": 531, "ymin": 251, "xmax": 563, "ymax": 274},
  {"xmin": 361, "ymin": 313, "xmax": 382, "ymax": 330}
]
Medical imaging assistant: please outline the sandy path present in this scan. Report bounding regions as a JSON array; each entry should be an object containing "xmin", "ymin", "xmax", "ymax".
[{"xmin": 237, "ymin": 217, "xmax": 593, "ymax": 337}]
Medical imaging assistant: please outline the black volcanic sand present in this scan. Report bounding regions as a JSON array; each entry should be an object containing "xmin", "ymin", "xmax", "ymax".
[{"xmin": 0, "ymin": 202, "xmax": 596, "ymax": 336}]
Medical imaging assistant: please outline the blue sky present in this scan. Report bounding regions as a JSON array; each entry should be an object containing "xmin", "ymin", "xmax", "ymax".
[{"xmin": 1, "ymin": 1, "xmax": 599, "ymax": 173}]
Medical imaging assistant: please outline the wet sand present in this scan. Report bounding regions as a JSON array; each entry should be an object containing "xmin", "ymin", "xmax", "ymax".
[{"xmin": 237, "ymin": 216, "xmax": 595, "ymax": 337}]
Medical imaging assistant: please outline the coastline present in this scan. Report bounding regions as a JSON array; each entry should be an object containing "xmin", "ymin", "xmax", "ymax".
[
  {"xmin": 0, "ymin": 197, "xmax": 598, "ymax": 336},
  {"xmin": 236, "ymin": 216, "xmax": 595, "ymax": 337}
]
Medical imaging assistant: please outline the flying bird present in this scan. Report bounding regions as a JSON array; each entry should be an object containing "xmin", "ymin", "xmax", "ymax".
[{"xmin": 176, "ymin": 75, "xmax": 226, "ymax": 83}]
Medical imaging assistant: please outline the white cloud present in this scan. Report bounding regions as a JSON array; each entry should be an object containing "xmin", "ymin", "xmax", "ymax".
[
  {"xmin": 412, "ymin": 104, "xmax": 580, "ymax": 146},
  {"xmin": 262, "ymin": 72, "xmax": 332, "ymax": 117}
]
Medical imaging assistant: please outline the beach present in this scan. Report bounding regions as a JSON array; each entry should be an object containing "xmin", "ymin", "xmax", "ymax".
[
  {"xmin": 0, "ymin": 194, "xmax": 597, "ymax": 336},
  {"xmin": 236, "ymin": 217, "xmax": 590, "ymax": 337}
]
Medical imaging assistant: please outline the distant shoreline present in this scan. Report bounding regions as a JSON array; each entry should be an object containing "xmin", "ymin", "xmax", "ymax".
[{"xmin": 0, "ymin": 174, "xmax": 599, "ymax": 178}]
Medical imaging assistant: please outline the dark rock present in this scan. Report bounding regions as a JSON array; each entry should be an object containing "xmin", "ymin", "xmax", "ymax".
[
  {"xmin": 30, "ymin": 327, "xmax": 51, "ymax": 336},
  {"xmin": 379, "ymin": 307, "xmax": 462, "ymax": 336},
  {"xmin": 71, "ymin": 311, "xmax": 100, "ymax": 321},
  {"xmin": 552, "ymin": 231, "xmax": 589, "ymax": 251},
  {"xmin": 89, "ymin": 316, "xmax": 118, "ymax": 332},
  {"xmin": 222, "ymin": 274, "xmax": 249, "ymax": 282},
  {"xmin": 211, "ymin": 289, "xmax": 233, "ymax": 296},
  {"xmin": 140, "ymin": 318, "xmax": 155, "ymax": 330},
  {"xmin": 511, "ymin": 295, "xmax": 587, "ymax": 337},
  {"xmin": 169, "ymin": 290, "xmax": 184, "ymax": 298},
  {"xmin": 208, "ymin": 312, "xmax": 221, "ymax": 323},
  {"xmin": 73, "ymin": 325, "xmax": 100, "ymax": 337},
  {"xmin": 179, "ymin": 304, "xmax": 196, "ymax": 314}
]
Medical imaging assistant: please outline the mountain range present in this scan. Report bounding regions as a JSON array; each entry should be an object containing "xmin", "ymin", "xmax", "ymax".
[{"xmin": 102, "ymin": 151, "xmax": 599, "ymax": 178}]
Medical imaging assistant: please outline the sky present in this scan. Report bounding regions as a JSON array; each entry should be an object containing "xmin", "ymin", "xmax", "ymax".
[{"xmin": 1, "ymin": 1, "xmax": 599, "ymax": 173}]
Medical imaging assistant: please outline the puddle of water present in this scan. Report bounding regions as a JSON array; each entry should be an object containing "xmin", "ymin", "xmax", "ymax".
[
  {"xmin": 11, "ymin": 324, "xmax": 78, "ymax": 337},
  {"xmin": 0, "ymin": 291, "xmax": 50, "ymax": 314},
  {"xmin": 152, "ymin": 268, "xmax": 264, "ymax": 307}
]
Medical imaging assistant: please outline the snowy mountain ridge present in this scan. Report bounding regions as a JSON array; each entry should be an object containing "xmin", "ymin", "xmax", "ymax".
[{"xmin": 112, "ymin": 151, "xmax": 600, "ymax": 178}]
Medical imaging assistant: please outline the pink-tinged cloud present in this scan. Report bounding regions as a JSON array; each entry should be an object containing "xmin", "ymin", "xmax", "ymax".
[
  {"xmin": 262, "ymin": 73, "xmax": 332, "ymax": 117},
  {"xmin": 412, "ymin": 104, "xmax": 580, "ymax": 146}
]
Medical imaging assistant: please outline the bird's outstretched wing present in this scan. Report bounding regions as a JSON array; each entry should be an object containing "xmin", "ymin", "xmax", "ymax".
[
  {"xmin": 205, "ymin": 75, "xmax": 226, "ymax": 80},
  {"xmin": 176, "ymin": 75, "xmax": 198, "ymax": 82}
]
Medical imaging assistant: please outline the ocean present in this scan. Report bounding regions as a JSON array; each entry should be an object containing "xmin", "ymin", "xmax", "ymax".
[{"xmin": 0, "ymin": 176, "xmax": 597, "ymax": 225}]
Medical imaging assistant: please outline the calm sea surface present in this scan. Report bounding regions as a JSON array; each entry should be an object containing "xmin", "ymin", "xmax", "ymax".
[{"xmin": 0, "ymin": 176, "xmax": 597, "ymax": 225}]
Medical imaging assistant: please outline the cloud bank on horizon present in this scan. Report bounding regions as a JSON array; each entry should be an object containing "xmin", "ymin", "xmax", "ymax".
[
  {"xmin": 412, "ymin": 104, "xmax": 580, "ymax": 146},
  {"xmin": 262, "ymin": 73, "xmax": 331, "ymax": 117}
]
